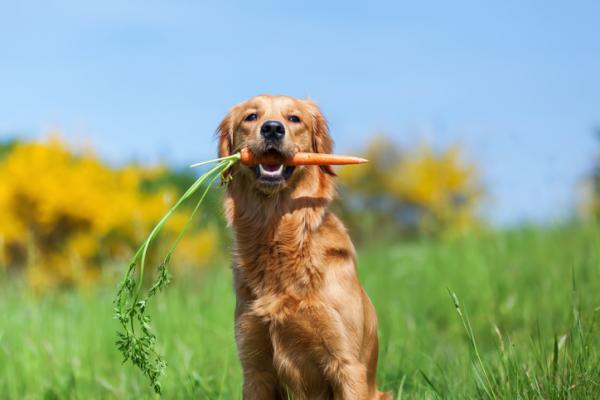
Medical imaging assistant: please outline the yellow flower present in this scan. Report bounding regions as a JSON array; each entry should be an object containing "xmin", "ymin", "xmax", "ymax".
[
  {"xmin": 172, "ymin": 225, "xmax": 219, "ymax": 272},
  {"xmin": 339, "ymin": 137, "xmax": 482, "ymax": 237},
  {"xmin": 0, "ymin": 136, "xmax": 219, "ymax": 290}
]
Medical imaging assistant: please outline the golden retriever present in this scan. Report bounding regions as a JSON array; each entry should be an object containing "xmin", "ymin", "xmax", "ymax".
[{"xmin": 217, "ymin": 95, "xmax": 389, "ymax": 399}]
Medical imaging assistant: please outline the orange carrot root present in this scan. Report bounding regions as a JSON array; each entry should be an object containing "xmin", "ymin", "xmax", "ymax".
[{"xmin": 239, "ymin": 148, "xmax": 367, "ymax": 166}]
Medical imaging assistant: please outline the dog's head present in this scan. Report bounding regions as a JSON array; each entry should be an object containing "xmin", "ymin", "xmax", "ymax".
[{"xmin": 218, "ymin": 95, "xmax": 334, "ymax": 194}]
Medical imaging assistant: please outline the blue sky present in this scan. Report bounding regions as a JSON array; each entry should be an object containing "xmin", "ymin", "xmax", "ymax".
[{"xmin": 1, "ymin": 1, "xmax": 599, "ymax": 224}]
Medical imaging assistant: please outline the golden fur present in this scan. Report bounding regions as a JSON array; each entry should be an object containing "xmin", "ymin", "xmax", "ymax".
[{"xmin": 218, "ymin": 95, "xmax": 389, "ymax": 399}]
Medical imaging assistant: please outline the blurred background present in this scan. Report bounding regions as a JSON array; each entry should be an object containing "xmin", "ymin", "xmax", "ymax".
[{"xmin": 1, "ymin": 1, "xmax": 599, "ymax": 398}]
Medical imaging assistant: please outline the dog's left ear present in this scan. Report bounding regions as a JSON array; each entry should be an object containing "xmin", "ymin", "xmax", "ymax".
[{"xmin": 305, "ymin": 100, "xmax": 336, "ymax": 176}]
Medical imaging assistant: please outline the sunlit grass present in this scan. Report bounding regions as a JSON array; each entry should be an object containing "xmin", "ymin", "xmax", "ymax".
[{"xmin": 1, "ymin": 224, "xmax": 599, "ymax": 399}]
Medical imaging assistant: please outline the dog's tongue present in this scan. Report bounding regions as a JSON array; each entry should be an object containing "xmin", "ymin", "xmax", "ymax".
[{"xmin": 261, "ymin": 164, "xmax": 282, "ymax": 172}]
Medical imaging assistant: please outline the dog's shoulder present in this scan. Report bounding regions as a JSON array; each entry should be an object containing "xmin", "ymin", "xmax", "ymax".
[{"xmin": 314, "ymin": 211, "xmax": 356, "ymax": 263}]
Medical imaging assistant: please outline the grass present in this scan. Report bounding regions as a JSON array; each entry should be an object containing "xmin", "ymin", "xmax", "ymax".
[{"xmin": 1, "ymin": 223, "xmax": 599, "ymax": 399}]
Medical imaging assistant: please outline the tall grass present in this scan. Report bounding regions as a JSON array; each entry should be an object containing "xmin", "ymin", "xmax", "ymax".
[{"xmin": 1, "ymin": 223, "xmax": 599, "ymax": 399}]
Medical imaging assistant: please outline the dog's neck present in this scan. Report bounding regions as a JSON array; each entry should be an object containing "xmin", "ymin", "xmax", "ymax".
[
  {"xmin": 224, "ymin": 166, "xmax": 335, "ymax": 296},
  {"xmin": 224, "ymin": 166, "xmax": 334, "ymax": 239}
]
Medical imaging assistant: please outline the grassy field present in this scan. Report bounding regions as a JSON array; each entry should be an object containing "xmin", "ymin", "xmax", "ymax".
[{"xmin": 1, "ymin": 224, "xmax": 599, "ymax": 399}]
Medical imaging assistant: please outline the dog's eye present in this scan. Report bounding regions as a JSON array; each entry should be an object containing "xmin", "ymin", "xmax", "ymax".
[
  {"xmin": 244, "ymin": 113, "xmax": 258, "ymax": 122},
  {"xmin": 288, "ymin": 115, "xmax": 301, "ymax": 123}
]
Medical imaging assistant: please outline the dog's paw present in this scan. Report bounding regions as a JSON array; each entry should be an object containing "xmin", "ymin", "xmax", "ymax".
[{"xmin": 376, "ymin": 390, "xmax": 393, "ymax": 400}]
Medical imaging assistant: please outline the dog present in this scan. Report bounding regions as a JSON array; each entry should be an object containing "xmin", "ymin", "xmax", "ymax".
[{"xmin": 218, "ymin": 95, "xmax": 389, "ymax": 399}]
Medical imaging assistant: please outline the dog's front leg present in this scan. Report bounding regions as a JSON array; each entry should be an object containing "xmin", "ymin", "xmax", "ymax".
[
  {"xmin": 241, "ymin": 370, "xmax": 283, "ymax": 400},
  {"xmin": 327, "ymin": 360, "xmax": 370, "ymax": 400},
  {"xmin": 235, "ymin": 306, "xmax": 283, "ymax": 400}
]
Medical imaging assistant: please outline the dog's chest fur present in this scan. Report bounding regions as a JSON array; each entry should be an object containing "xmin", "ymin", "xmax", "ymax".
[{"xmin": 233, "ymin": 204, "xmax": 326, "ymax": 316}]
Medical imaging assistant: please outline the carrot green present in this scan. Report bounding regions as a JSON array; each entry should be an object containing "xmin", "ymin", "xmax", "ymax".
[{"xmin": 113, "ymin": 153, "xmax": 240, "ymax": 393}]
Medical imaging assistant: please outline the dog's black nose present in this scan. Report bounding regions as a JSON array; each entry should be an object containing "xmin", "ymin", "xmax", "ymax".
[{"xmin": 260, "ymin": 120, "xmax": 285, "ymax": 141}]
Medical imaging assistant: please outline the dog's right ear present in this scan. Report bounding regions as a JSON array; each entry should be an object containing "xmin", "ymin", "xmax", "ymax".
[
  {"xmin": 217, "ymin": 114, "xmax": 232, "ymax": 158},
  {"xmin": 216, "ymin": 113, "xmax": 234, "ymax": 182}
]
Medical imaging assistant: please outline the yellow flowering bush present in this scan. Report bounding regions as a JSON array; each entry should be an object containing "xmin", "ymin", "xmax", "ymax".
[
  {"xmin": 0, "ymin": 137, "xmax": 218, "ymax": 291},
  {"xmin": 338, "ymin": 135, "xmax": 482, "ymax": 238}
]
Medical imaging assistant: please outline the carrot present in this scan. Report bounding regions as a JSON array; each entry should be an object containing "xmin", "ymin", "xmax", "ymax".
[{"xmin": 239, "ymin": 147, "xmax": 368, "ymax": 166}]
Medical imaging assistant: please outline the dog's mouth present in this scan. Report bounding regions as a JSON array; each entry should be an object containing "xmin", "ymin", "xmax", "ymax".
[
  {"xmin": 250, "ymin": 149, "xmax": 296, "ymax": 184},
  {"xmin": 252, "ymin": 163, "xmax": 295, "ymax": 183}
]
